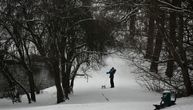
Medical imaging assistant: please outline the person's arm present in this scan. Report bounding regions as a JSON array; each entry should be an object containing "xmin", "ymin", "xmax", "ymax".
[{"xmin": 107, "ymin": 69, "xmax": 112, "ymax": 74}]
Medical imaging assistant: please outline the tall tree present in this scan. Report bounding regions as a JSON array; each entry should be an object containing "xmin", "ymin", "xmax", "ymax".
[
  {"xmin": 165, "ymin": 0, "xmax": 177, "ymax": 78},
  {"xmin": 177, "ymin": 0, "xmax": 193, "ymax": 96},
  {"xmin": 144, "ymin": 0, "xmax": 156, "ymax": 59},
  {"xmin": 0, "ymin": 0, "xmax": 37, "ymax": 102},
  {"xmin": 150, "ymin": 8, "xmax": 164, "ymax": 73}
]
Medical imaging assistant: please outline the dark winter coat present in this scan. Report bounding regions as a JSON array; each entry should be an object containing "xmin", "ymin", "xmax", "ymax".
[{"xmin": 107, "ymin": 68, "xmax": 116, "ymax": 78}]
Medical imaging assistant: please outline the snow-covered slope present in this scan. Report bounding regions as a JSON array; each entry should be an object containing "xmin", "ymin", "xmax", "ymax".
[{"xmin": 0, "ymin": 55, "xmax": 192, "ymax": 110}]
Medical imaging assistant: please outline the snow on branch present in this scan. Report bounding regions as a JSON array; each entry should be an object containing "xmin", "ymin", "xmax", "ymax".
[
  {"xmin": 120, "ymin": 7, "xmax": 139, "ymax": 23},
  {"xmin": 158, "ymin": 0, "xmax": 193, "ymax": 15}
]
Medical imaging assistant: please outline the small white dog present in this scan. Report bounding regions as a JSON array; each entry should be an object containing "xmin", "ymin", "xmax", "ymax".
[{"xmin": 101, "ymin": 85, "xmax": 106, "ymax": 89}]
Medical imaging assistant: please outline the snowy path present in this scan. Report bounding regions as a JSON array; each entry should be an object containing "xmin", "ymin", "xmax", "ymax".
[
  {"xmin": 0, "ymin": 55, "xmax": 162, "ymax": 110},
  {"xmin": 66, "ymin": 56, "xmax": 160, "ymax": 104}
]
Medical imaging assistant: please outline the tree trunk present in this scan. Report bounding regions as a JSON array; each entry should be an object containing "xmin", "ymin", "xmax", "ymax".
[
  {"xmin": 53, "ymin": 60, "xmax": 65, "ymax": 103},
  {"xmin": 144, "ymin": 0, "xmax": 155, "ymax": 59},
  {"xmin": 150, "ymin": 12, "xmax": 164, "ymax": 73},
  {"xmin": 70, "ymin": 63, "xmax": 81, "ymax": 92},
  {"xmin": 181, "ymin": 63, "xmax": 193, "ymax": 96},
  {"xmin": 27, "ymin": 70, "xmax": 36, "ymax": 102},
  {"xmin": 126, "ymin": 14, "xmax": 136, "ymax": 47},
  {"xmin": 130, "ymin": 15, "xmax": 135, "ymax": 40},
  {"xmin": 61, "ymin": 60, "xmax": 71, "ymax": 100},
  {"xmin": 177, "ymin": 3, "xmax": 193, "ymax": 95},
  {"xmin": 165, "ymin": 53, "xmax": 174, "ymax": 78},
  {"xmin": 165, "ymin": 0, "xmax": 177, "ymax": 78},
  {"xmin": 21, "ymin": 63, "xmax": 36, "ymax": 102}
]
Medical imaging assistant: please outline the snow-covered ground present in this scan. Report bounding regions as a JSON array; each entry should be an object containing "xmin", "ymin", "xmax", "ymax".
[{"xmin": 0, "ymin": 55, "xmax": 192, "ymax": 110}]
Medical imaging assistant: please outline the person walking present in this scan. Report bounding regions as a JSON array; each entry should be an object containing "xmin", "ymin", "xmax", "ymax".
[{"xmin": 106, "ymin": 67, "xmax": 116, "ymax": 88}]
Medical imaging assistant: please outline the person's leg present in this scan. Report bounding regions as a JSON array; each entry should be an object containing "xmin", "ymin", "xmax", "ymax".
[{"xmin": 110, "ymin": 77, "xmax": 114, "ymax": 88}]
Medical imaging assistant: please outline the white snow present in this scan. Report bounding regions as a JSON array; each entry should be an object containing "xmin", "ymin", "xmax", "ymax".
[{"xmin": 0, "ymin": 55, "xmax": 192, "ymax": 110}]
